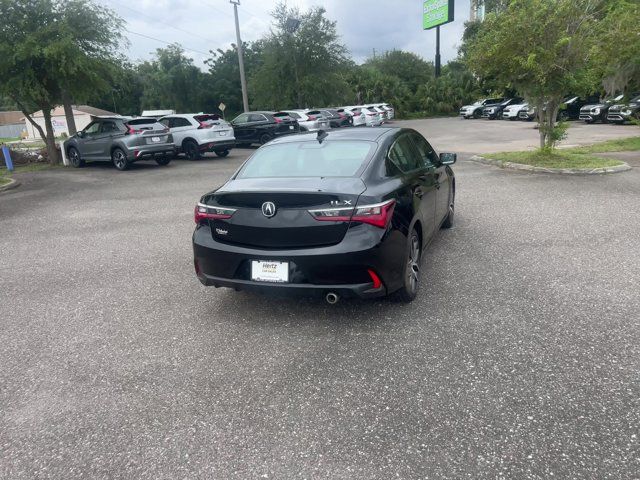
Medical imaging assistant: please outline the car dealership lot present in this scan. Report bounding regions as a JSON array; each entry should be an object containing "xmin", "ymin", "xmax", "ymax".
[{"xmin": 1, "ymin": 118, "xmax": 639, "ymax": 479}]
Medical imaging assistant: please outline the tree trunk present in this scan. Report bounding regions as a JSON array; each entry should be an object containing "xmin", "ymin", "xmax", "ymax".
[
  {"xmin": 536, "ymin": 102, "xmax": 546, "ymax": 149},
  {"xmin": 546, "ymin": 103, "xmax": 560, "ymax": 149},
  {"xmin": 41, "ymin": 107, "xmax": 60, "ymax": 165},
  {"xmin": 62, "ymin": 90, "xmax": 77, "ymax": 135}
]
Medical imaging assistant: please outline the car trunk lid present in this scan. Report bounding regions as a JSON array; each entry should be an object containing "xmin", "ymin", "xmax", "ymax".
[{"xmin": 202, "ymin": 177, "xmax": 366, "ymax": 248}]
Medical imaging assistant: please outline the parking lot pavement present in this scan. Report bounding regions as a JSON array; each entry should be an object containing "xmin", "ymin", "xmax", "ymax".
[
  {"xmin": 395, "ymin": 116, "xmax": 640, "ymax": 154},
  {"xmin": 1, "ymin": 124, "xmax": 639, "ymax": 478}
]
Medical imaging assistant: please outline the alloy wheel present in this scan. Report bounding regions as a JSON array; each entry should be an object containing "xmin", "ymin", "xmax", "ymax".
[
  {"xmin": 69, "ymin": 148, "xmax": 81, "ymax": 167},
  {"xmin": 113, "ymin": 150, "xmax": 127, "ymax": 170},
  {"xmin": 406, "ymin": 234, "xmax": 420, "ymax": 294}
]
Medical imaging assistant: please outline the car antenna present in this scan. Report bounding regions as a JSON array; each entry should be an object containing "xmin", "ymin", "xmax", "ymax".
[{"xmin": 317, "ymin": 129, "xmax": 328, "ymax": 144}]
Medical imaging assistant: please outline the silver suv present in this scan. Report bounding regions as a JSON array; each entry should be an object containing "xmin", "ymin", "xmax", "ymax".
[
  {"xmin": 159, "ymin": 114, "xmax": 235, "ymax": 160},
  {"xmin": 64, "ymin": 117, "xmax": 175, "ymax": 171}
]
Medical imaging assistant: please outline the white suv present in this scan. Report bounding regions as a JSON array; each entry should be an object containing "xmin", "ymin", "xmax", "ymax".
[{"xmin": 159, "ymin": 114, "xmax": 235, "ymax": 160}]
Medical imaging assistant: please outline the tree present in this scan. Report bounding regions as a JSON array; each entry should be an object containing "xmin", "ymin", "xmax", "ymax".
[
  {"xmin": 465, "ymin": 0, "xmax": 607, "ymax": 149},
  {"xmin": 249, "ymin": 2, "xmax": 351, "ymax": 110},
  {"xmin": 365, "ymin": 50, "xmax": 434, "ymax": 94},
  {"xmin": 206, "ymin": 42, "xmax": 264, "ymax": 118},
  {"xmin": 138, "ymin": 45, "xmax": 213, "ymax": 113},
  {"xmin": 0, "ymin": 0, "xmax": 124, "ymax": 164},
  {"xmin": 54, "ymin": 0, "xmax": 125, "ymax": 134},
  {"xmin": 590, "ymin": 0, "xmax": 640, "ymax": 97}
]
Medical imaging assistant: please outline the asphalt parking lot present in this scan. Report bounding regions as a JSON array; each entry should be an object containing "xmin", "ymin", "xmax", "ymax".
[{"xmin": 1, "ymin": 118, "xmax": 639, "ymax": 479}]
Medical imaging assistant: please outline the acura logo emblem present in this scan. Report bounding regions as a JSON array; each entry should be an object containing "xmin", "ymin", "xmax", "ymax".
[{"xmin": 262, "ymin": 202, "xmax": 276, "ymax": 218}]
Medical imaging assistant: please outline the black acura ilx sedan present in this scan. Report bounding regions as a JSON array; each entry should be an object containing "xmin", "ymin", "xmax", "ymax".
[{"xmin": 193, "ymin": 127, "xmax": 456, "ymax": 303}]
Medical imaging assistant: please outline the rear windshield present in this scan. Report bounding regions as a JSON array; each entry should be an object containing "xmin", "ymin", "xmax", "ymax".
[
  {"xmin": 194, "ymin": 114, "xmax": 221, "ymax": 123},
  {"xmin": 127, "ymin": 118, "xmax": 157, "ymax": 126},
  {"xmin": 273, "ymin": 112, "xmax": 292, "ymax": 118},
  {"xmin": 236, "ymin": 141, "xmax": 375, "ymax": 178},
  {"xmin": 287, "ymin": 112, "xmax": 301, "ymax": 119}
]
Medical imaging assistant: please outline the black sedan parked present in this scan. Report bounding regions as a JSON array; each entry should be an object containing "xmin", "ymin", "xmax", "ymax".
[
  {"xmin": 231, "ymin": 111, "xmax": 300, "ymax": 147},
  {"xmin": 193, "ymin": 127, "xmax": 456, "ymax": 303},
  {"xmin": 64, "ymin": 117, "xmax": 175, "ymax": 171}
]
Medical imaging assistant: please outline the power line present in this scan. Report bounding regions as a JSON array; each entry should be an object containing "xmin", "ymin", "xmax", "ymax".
[
  {"xmin": 111, "ymin": 0, "xmax": 219, "ymax": 44},
  {"xmin": 124, "ymin": 29, "xmax": 212, "ymax": 56}
]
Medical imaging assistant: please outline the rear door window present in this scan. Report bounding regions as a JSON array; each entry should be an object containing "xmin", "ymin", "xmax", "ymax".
[
  {"xmin": 100, "ymin": 121, "xmax": 120, "ymax": 134},
  {"xmin": 409, "ymin": 133, "xmax": 438, "ymax": 167},
  {"xmin": 248, "ymin": 114, "xmax": 268, "ymax": 122},
  {"xmin": 171, "ymin": 117, "xmax": 192, "ymax": 128},
  {"xmin": 233, "ymin": 113, "xmax": 249, "ymax": 124},
  {"xmin": 387, "ymin": 134, "xmax": 423, "ymax": 174}
]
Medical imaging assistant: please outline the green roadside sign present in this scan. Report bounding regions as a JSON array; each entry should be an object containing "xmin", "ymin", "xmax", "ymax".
[{"xmin": 423, "ymin": 0, "xmax": 454, "ymax": 30}]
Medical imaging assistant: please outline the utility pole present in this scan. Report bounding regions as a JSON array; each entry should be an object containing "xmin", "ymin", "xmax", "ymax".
[
  {"xmin": 435, "ymin": 26, "xmax": 441, "ymax": 78},
  {"xmin": 230, "ymin": 0, "xmax": 249, "ymax": 113}
]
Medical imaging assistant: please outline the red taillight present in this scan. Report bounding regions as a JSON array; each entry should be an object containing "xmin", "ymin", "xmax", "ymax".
[
  {"xmin": 307, "ymin": 115, "xmax": 316, "ymax": 120},
  {"xmin": 274, "ymin": 117, "xmax": 282, "ymax": 123},
  {"xmin": 194, "ymin": 203, "xmax": 236, "ymax": 223},
  {"xmin": 198, "ymin": 122, "xmax": 213, "ymax": 129},
  {"xmin": 367, "ymin": 269, "xmax": 383, "ymax": 289},
  {"xmin": 308, "ymin": 199, "xmax": 395, "ymax": 229},
  {"xmin": 338, "ymin": 113, "xmax": 346, "ymax": 119},
  {"xmin": 127, "ymin": 127, "xmax": 142, "ymax": 135}
]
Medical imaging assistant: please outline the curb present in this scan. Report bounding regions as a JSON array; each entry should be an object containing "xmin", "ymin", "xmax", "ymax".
[
  {"xmin": 469, "ymin": 155, "xmax": 632, "ymax": 175},
  {"xmin": 0, "ymin": 178, "xmax": 20, "ymax": 193}
]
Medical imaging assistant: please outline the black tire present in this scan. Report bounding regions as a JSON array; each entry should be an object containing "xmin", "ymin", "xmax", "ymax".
[
  {"xmin": 214, "ymin": 150, "xmax": 230, "ymax": 158},
  {"xmin": 111, "ymin": 148, "xmax": 130, "ymax": 171},
  {"xmin": 259, "ymin": 133, "xmax": 272, "ymax": 145},
  {"xmin": 473, "ymin": 109, "xmax": 482, "ymax": 119},
  {"xmin": 396, "ymin": 229, "xmax": 421, "ymax": 303},
  {"xmin": 441, "ymin": 190, "xmax": 455, "ymax": 229},
  {"xmin": 155, "ymin": 156, "xmax": 171, "ymax": 166},
  {"xmin": 183, "ymin": 140, "xmax": 201, "ymax": 160},
  {"xmin": 68, "ymin": 147, "xmax": 84, "ymax": 168}
]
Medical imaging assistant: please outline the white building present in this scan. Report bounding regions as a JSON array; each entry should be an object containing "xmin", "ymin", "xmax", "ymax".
[{"xmin": 23, "ymin": 105, "xmax": 117, "ymax": 139}]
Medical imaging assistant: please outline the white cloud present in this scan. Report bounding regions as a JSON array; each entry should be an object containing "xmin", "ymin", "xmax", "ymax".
[{"xmin": 102, "ymin": 0, "xmax": 471, "ymax": 68}]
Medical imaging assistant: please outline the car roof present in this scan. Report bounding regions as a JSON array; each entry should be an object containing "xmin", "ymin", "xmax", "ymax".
[{"xmin": 267, "ymin": 127, "xmax": 399, "ymax": 146}]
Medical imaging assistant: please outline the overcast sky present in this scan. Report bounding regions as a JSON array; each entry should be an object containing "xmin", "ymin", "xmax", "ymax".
[{"xmin": 101, "ymin": 0, "xmax": 472, "ymax": 69}]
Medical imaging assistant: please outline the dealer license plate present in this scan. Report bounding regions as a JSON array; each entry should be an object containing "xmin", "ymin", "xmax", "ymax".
[
  {"xmin": 251, "ymin": 261, "xmax": 289, "ymax": 283},
  {"xmin": 151, "ymin": 136, "xmax": 161, "ymax": 142},
  {"xmin": 289, "ymin": 125, "xmax": 294, "ymax": 130},
  {"xmin": 219, "ymin": 131, "xmax": 227, "ymax": 136}
]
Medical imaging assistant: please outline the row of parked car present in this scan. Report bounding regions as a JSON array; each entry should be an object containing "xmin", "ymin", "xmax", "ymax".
[
  {"xmin": 63, "ymin": 103, "xmax": 395, "ymax": 170},
  {"xmin": 459, "ymin": 94, "xmax": 640, "ymax": 124}
]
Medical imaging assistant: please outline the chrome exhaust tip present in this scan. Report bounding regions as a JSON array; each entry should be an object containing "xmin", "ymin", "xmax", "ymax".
[{"xmin": 325, "ymin": 292, "xmax": 339, "ymax": 305}]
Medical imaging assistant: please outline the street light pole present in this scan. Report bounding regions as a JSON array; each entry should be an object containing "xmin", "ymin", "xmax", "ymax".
[{"xmin": 230, "ymin": 0, "xmax": 249, "ymax": 113}]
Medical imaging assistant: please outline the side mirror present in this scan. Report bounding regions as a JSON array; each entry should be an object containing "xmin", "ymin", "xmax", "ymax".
[
  {"xmin": 439, "ymin": 152, "xmax": 457, "ymax": 165},
  {"xmin": 77, "ymin": 131, "xmax": 85, "ymax": 138}
]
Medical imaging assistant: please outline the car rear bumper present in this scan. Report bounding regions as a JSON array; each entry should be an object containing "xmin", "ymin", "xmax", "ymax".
[
  {"xmin": 193, "ymin": 223, "xmax": 406, "ymax": 299},
  {"xmin": 200, "ymin": 139, "xmax": 236, "ymax": 152},
  {"xmin": 197, "ymin": 274, "xmax": 385, "ymax": 299},
  {"xmin": 128, "ymin": 143, "xmax": 176, "ymax": 160}
]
